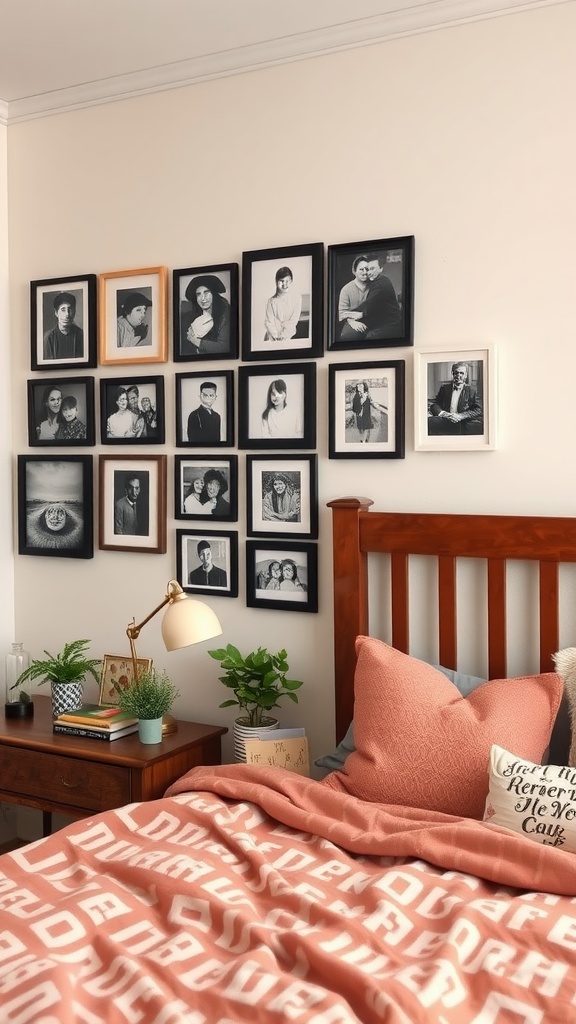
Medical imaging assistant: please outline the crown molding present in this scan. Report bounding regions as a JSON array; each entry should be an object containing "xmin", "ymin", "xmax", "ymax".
[{"xmin": 3, "ymin": 0, "xmax": 566, "ymax": 124}]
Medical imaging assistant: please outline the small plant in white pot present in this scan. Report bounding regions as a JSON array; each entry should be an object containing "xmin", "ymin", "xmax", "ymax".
[
  {"xmin": 208, "ymin": 643, "xmax": 303, "ymax": 761},
  {"xmin": 14, "ymin": 639, "xmax": 101, "ymax": 718},
  {"xmin": 116, "ymin": 668, "xmax": 180, "ymax": 744}
]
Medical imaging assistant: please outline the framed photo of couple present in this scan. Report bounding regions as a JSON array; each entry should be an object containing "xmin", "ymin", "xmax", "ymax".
[
  {"xmin": 27, "ymin": 376, "xmax": 95, "ymax": 447},
  {"xmin": 327, "ymin": 235, "xmax": 414, "ymax": 352},
  {"xmin": 175, "ymin": 455, "xmax": 238, "ymax": 522},
  {"xmin": 246, "ymin": 540, "xmax": 318, "ymax": 613},
  {"xmin": 246, "ymin": 454, "xmax": 318, "ymax": 539},
  {"xmin": 328, "ymin": 361, "xmax": 405, "ymax": 459},
  {"xmin": 30, "ymin": 273, "xmax": 98, "ymax": 372},
  {"xmin": 176, "ymin": 529, "xmax": 238, "ymax": 598},
  {"xmin": 173, "ymin": 263, "xmax": 239, "ymax": 361},
  {"xmin": 414, "ymin": 346, "xmax": 497, "ymax": 452}
]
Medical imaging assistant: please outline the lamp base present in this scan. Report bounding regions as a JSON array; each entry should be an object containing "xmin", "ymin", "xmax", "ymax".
[{"xmin": 162, "ymin": 713, "xmax": 178, "ymax": 736}]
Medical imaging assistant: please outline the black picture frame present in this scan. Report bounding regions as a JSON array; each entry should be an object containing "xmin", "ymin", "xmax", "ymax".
[
  {"xmin": 27, "ymin": 376, "xmax": 95, "ymax": 447},
  {"xmin": 100, "ymin": 375, "xmax": 165, "ymax": 445},
  {"xmin": 238, "ymin": 362, "xmax": 316, "ymax": 450},
  {"xmin": 327, "ymin": 235, "xmax": 414, "ymax": 351},
  {"xmin": 173, "ymin": 263, "xmax": 239, "ymax": 362},
  {"xmin": 30, "ymin": 274, "xmax": 97, "ymax": 371},
  {"xmin": 98, "ymin": 454, "xmax": 167, "ymax": 554},
  {"xmin": 175, "ymin": 370, "xmax": 234, "ymax": 448},
  {"xmin": 246, "ymin": 454, "xmax": 318, "ymax": 539},
  {"xmin": 17, "ymin": 454, "xmax": 93, "ymax": 559},
  {"xmin": 241, "ymin": 242, "xmax": 324, "ymax": 361},
  {"xmin": 175, "ymin": 455, "xmax": 238, "ymax": 522},
  {"xmin": 177, "ymin": 529, "xmax": 238, "ymax": 598},
  {"xmin": 328, "ymin": 360, "xmax": 405, "ymax": 459},
  {"xmin": 246, "ymin": 540, "xmax": 318, "ymax": 613}
]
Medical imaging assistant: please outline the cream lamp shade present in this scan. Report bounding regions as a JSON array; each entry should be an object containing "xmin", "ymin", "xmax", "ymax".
[{"xmin": 161, "ymin": 588, "xmax": 222, "ymax": 651}]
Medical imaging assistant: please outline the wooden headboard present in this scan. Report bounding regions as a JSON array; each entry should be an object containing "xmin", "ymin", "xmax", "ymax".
[{"xmin": 329, "ymin": 497, "xmax": 576, "ymax": 764}]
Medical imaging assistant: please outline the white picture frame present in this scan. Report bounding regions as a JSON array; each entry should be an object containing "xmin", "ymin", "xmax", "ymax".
[{"xmin": 414, "ymin": 346, "xmax": 497, "ymax": 452}]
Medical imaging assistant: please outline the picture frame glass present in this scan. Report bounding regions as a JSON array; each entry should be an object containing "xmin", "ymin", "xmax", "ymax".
[{"xmin": 98, "ymin": 655, "xmax": 153, "ymax": 707}]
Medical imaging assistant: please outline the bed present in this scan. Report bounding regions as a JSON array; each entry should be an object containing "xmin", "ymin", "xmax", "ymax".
[{"xmin": 2, "ymin": 497, "xmax": 576, "ymax": 1023}]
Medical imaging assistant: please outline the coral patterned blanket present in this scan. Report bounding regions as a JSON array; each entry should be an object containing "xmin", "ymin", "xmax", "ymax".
[{"xmin": 1, "ymin": 763, "xmax": 576, "ymax": 1023}]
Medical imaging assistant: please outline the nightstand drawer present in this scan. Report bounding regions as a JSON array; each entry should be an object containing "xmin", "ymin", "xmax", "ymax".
[{"xmin": 0, "ymin": 748, "xmax": 131, "ymax": 811}]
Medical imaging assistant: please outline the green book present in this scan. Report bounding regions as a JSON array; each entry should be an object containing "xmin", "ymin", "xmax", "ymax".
[{"xmin": 55, "ymin": 704, "xmax": 138, "ymax": 729}]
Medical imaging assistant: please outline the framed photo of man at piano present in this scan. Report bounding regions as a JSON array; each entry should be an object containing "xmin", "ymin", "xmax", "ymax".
[
  {"xmin": 176, "ymin": 529, "xmax": 238, "ymax": 598},
  {"xmin": 327, "ymin": 236, "xmax": 414, "ymax": 352},
  {"xmin": 414, "ymin": 346, "xmax": 497, "ymax": 452}
]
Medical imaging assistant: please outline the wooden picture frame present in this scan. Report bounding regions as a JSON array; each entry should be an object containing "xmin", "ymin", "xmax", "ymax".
[
  {"xmin": 238, "ymin": 362, "xmax": 316, "ymax": 450},
  {"xmin": 175, "ymin": 454, "xmax": 238, "ymax": 522},
  {"xmin": 241, "ymin": 242, "xmax": 323, "ymax": 361},
  {"xmin": 173, "ymin": 263, "xmax": 239, "ymax": 361},
  {"xmin": 98, "ymin": 654, "xmax": 153, "ymax": 707},
  {"xmin": 175, "ymin": 370, "xmax": 234, "ymax": 448},
  {"xmin": 327, "ymin": 236, "xmax": 414, "ymax": 351},
  {"xmin": 246, "ymin": 454, "xmax": 318, "ymax": 538},
  {"xmin": 30, "ymin": 273, "xmax": 97, "ymax": 371},
  {"xmin": 246, "ymin": 540, "xmax": 318, "ymax": 613},
  {"xmin": 98, "ymin": 454, "xmax": 167, "ymax": 553},
  {"xmin": 328, "ymin": 360, "xmax": 405, "ymax": 459},
  {"xmin": 176, "ymin": 529, "xmax": 238, "ymax": 598},
  {"xmin": 414, "ymin": 346, "xmax": 497, "ymax": 451},
  {"xmin": 98, "ymin": 266, "xmax": 168, "ymax": 365},
  {"xmin": 27, "ymin": 376, "xmax": 95, "ymax": 446},
  {"xmin": 100, "ymin": 375, "xmax": 165, "ymax": 444},
  {"xmin": 17, "ymin": 454, "xmax": 93, "ymax": 559}
]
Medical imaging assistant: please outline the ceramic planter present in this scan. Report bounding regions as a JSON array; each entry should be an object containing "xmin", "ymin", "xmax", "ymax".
[
  {"xmin": 51, "ymin": 680, "xmax": 83, "ymax": 718},
  {"xmin": 233, "ymin": 716, "xmax": 278, "ymax": 762},
  {"xmin": 138, "ymin": 717, "xmax": 163, "ymax": 744}
]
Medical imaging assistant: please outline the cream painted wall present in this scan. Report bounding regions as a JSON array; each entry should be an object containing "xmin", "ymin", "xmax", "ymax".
[
  {"xmin": 6, "ymin": 4, "xmax": 576, "ymax": 766},
  {"xmin": 0, "ymin": 124, "xmax": 15, "ymax": 657}
]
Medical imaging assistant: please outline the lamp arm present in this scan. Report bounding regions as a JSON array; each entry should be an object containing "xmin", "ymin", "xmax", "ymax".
[{"xmin": 126, "ymin": 581, "xmax": 184, "ymax": 682}]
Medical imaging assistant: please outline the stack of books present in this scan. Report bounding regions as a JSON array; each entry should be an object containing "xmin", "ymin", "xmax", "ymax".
[{"xmin": 53, "ymin": 704, "xmax": 139, "ymax": 742}]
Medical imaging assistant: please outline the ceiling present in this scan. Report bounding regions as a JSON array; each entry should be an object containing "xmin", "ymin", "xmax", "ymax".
[{"xmin": 0, "ymin": 0, "xmax": 566, "ymax": 125}]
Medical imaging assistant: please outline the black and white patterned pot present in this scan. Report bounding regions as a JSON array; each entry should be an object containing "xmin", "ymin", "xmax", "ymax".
[{"xmin": 51, "ymin": 680, "xmax": 83, "ymax": 719}]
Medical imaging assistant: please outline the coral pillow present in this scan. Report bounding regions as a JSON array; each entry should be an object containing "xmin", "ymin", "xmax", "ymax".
[{"xmin": 322, "ymin": 637, "xmax": 562, "ymax": 819}]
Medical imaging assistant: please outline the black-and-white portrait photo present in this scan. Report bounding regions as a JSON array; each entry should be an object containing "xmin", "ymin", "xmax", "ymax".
[
  {"xmin": 242, "ymin": 243, "xmax": 323, "ymax": 360},
  {"xmin": 327, "ymin": 236, "xmax": 414, "ymax": 351},
  {"xmin": 177, "ymin": 529, "xmax": 238, "ymax": 597},
  {"xmin": 246, "ymin": 540, "xmax": 318, "ymax": 613},
  {"xmin": 175, "ymin": 455, "xmax": 238, "ymax": 522},
  {"xmin": 100, "ymin": 376, "xmax": 164, "ymax": 444},
  {"xmin": 427, "ymin": 359, "xmax": 484, "ymax": 437},
  {"xmin": 113, "ymin": 469, "xmax": 149, "ymax": 537},
  {"xmin": 116, "ymin": 288, "xmax": 153, "ymax": 348},
  {"xmin": 246, "ymin": 454, "xmax": 318, "ymax": 539},
  {"xmin": 176, "ymin": 370, "xmax": 234, "ymax": 448},
  {"xmin": 18, "ymin": 455, "xmax": 93, "ymax": 559},
  {"xmin": 173, "ymin": 263, "xmax": 238, "ymax": 361},
  {"xmin": 31, "ymin": 274, "xmax": 97, "ymax": 371},
  {"xmin": 28, "ymin": 377, "xmax": 95, "ymax": 447},
  {"xmin": 238, "ymin": 363, "xmax": 316, "ymax": 450},
  {"xmin": 99, "ymin": 267, "xmax": 168, "ymax": 366},
  {"xmin": 329, "ymin": 361, "xmax": 405, "ymax": 460},
  {"xmin": 414, "ymin": 348, "xmax": 495, "ymax": 452},
  {"xmin": 99, "ymin": 454, "xmax": 167, "ymax": 553}
]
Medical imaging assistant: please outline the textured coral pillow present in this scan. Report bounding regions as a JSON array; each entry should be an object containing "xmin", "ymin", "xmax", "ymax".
[{"xmin": 322, "ymin": 637, "xmax": 562, "ymax": 818}]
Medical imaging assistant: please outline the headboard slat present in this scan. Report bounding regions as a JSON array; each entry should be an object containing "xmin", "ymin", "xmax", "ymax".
[
  {"xmin": 539, "ymin": 561, "xmax": 559, "ymax": 674},
  {"xmin": 438, "ymin": 556, "xmax": 457, "ymax": 669},
  {"xmin": 487, "ymin": 559, "xmax": 507, "ymax": 679},
  {"xmin": 391, "ymin": 552, "xmax": 409, "ymax": 653}
]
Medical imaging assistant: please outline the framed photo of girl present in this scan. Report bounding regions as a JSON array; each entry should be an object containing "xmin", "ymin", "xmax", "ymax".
[
  {"xmin": 98, "ymin": 266, "xmax": 168, "ymax": 366},
  {"xmin": 17, "ymin": 454, "xmax": 93, "ymax": 559},
  {"xmin": 100, "ymin": 375, "xmax": 165, "ymax": 445},
  {"xmin": 238, "ymin": 362, "xmax": 316, "ymax": 451},
  {"xmin": 328, "ymin": 360, "xmax": 405, "ymax": 459},
  {"xmin": 173, "ymin": 263, "xmax": 239, "ymax": 361},
  {"xmin": 246, "ymin": 454, "xmax": 318, "ymax": 539},
  {"xmin": 241, "ymin": 242, "xmax": 323, "ymax": 361},
  {"xmin": 98, "ymin": 454, "xmax": 167, "ymax": 553},
  {"xmin": 175, "ymin": 455, "xmax": 238, "ymax": 522},
  {"xmin": 27, "ymin": 376, "xmax": 95, "ymax": 447},
  {"xmin": 176, "ymin": 529, "xmax": 238, "ymax": 598},
  {"xmin": 30, "ymin": 273, "xmax": 97, "ymax": 371},
  {"xmin": 327, "ymin": 235, "xmax": 414, "ymax": 352},
  {"xmin": 246, "ymin": 540, "xmax": 318, "ymax": 613},
  {"xmin": 414, "ymin": 346, "xmax": 497, "ymax": 452},
  {"xmin": 176, "ymin": 370, "xmax": 234, "ymax": 448}
]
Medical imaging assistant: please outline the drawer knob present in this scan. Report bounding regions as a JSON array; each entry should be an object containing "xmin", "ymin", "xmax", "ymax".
[{"xmin": 60, "ymin": 775, "xmax": 82, "ymax": 789}]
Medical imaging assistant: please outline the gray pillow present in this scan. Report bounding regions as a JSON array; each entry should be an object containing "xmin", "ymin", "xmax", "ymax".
[{"xmin": 314, "ymin": 664, "xmax": 485, "ymax": 774}]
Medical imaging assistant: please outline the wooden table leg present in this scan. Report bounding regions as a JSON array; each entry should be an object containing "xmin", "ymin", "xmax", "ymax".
[{"xmin": 42, "ymin": 811, "xmax": 52, "ymax": 837}]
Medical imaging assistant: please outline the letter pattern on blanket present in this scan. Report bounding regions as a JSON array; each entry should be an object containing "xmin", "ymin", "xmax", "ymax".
[{"xmin": 0, "ymin": 783, "xmax": 576, "ymax": 1022}]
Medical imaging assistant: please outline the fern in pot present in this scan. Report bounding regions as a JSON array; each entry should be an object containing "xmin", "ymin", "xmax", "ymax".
[
  {"xmin": 116, "ymin": 668, "xmax": 180, "ymax": 744},
  {"xmin": 14, "ymin": 639, "xmax": 101, "ymax": 718}
]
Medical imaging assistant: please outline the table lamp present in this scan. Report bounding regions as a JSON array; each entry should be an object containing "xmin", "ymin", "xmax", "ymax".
[{"xmin": 126, "ymin": 579, "xmax": 222, "ymax": 735}]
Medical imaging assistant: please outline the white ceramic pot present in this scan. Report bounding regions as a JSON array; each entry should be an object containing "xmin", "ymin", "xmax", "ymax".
[
  {"xmin": 51, "ymin": 680, "xmax": 83, "ymax": 719},
  {"xmin": 233, "ymin": 717, "xmax": 278, "ymax": 763},
  {"xmin": 138, "ymin": 717, "xmax": 163, "ymax": 744}
]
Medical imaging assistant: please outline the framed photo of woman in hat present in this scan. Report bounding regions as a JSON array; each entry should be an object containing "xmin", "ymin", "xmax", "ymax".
[
  {"xmin": 98, "ymin": 266, "xmax": 168, "ymax": 366},
  {"xmin": 31, "ymin": 274, "xmax": 97, "ymax": 371},
  {"xmin": 173, "ymin": 263, "xmax": 239, "ymax": 362}
]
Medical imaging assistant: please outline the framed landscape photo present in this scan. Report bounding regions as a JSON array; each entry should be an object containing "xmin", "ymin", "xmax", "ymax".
[
  {"xmin": 176, "ymin": 370, "xmax": 234, "ymax": 448},
  {"xmin": 98, "ymin": 655, "xmax": 153, "ymax": 707},
  {"xmin": 328, "ymin": 360, "xmax": 405, "ymax": 459},
  {"xmin": 327, "ymin": 235, "xmax": 414, "ymax": 351},
  {"xmin": 414, "ymin": 346, "xmax": 497, "ymax": 452},
  {"xmin": 238, "ymin": 362, "xmax": 316, "ymax": 450},
  {"xmin": 98, "ymin": 266, "xmax": 168, "ymax": 366},
  {"xmin": 241, "ymin": 242, "xmax": 323, "ymax": 361},
  {"xmin": 17, "ymin": 454, "xmax": 93, "ymax": 559},
  {"xmin": 175, "ymin": 454, "xmax": 238, "ymax": 522},
  {"xmin": 173, "ymin": 263, "xmax": 239, "ymax": 361},
  {"xmin": 31, "ymin": 273, "xmax": 97, "ymax": 371},
  {"xmin": 177, "ymin": 529, "xmax": 238, "ymax": 598},
  {"xmin": 98, "ymin": 454, "xmax": 167, "ymax": 553},
  {"xmin": 246, "ymin": 540, "xmax": 318, "ymax": 613},
  {"xmin": 100, "ymin": 375, "xmax": 165, "ymax": 444},
  {"xmin": 27, "ymin": 376, "xmax": 95, "ymax": 447},
  {"xmin": 247, "ymin": 454, "xmax": 318, "ymax": 538}
]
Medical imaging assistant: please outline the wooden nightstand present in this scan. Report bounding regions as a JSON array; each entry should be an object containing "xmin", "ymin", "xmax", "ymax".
[{"xmin": 0, "ymin": 695, "xmax": 227, "ymax": 835}]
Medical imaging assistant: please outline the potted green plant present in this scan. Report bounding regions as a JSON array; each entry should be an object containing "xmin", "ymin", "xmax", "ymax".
[
  {"xmin": 116, "ymin": 668, "xmax": 180, "ymax": 744},
  {"xmin": 208, "ymin": 643, "xmax": 303, "ymax": 761},
  {"xmin": 13, "ymin": 639, "xmax": 101, "ymax": 718}
]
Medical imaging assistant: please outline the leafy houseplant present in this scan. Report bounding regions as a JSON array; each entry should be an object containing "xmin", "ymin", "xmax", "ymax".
[
  {"xmin": 13, "ymin": 639, "xmax": 101, "ymax": 717},
  {"xmin": 116, "ymin": 669, "xmax": 180, "ymax": 721},
  {"xmin": 208, "ymin": 644, "xmax": 303, "ymax": 728}
]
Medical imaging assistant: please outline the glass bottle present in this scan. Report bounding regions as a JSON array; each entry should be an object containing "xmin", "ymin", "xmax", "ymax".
[{"xmin": 5, "ymin": 643, "xmax": 33, "ymax": 719}]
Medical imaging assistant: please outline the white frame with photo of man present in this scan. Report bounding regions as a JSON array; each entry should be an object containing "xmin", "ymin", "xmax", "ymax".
[
  {"xmin": 177, "ymin": 529, "xmax": 238, "ymax": 598},
  {"xmin": 414, "ymin": 346, "xmax": 497, "ymax": 452},
  {"xmin": 31, "ymin": 274, "xmax": 97, "ymax": 371},
  {"xmin": 98, "ymin": 454, "xmax": 167, "ymax": 553}
]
